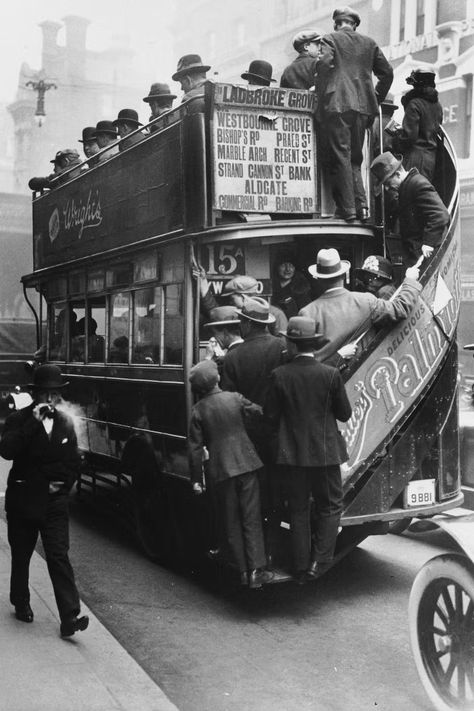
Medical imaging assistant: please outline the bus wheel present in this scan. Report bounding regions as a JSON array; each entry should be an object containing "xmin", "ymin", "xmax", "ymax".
[
  {"xmin": 408, "ymin": 553, "xmax": 474, "ymax": 711},
  {"xmin": 388, "ymin": 518, "xmax": 412, "ymax": 535}
]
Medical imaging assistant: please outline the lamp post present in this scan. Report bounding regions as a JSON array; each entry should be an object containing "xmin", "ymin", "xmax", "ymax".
[{"xmin": 26, "ymin": 77, "xmax": 57, "ymax": 127}]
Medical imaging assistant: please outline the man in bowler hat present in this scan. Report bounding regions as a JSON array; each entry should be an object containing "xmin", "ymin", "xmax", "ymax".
[
  {"xmin": 241, "ymin": 60, "xmax": 275, "ymax": 87},
  {"xmin": 316, "ymin": 6, "xmax": 393, "ymax": 222},
  {"xmin": 143, "ymin": 83, "xmax": 176, "ymax": 132},
  {"xmin": 280, "ymin": 29, "xmax": 322, "ymax": 89},
  {"xmin": 94, "ymin": 120, "xmax": 119, "ymax": 162},
  {"xmin": 113, "ymin": 109, "xmax": 145, "ymax": 151},
  {"xmin": 172, "ymin": 54, "xmax": 211, "ymax": 112},
  {"xmin": 0, "ymin": 364, "xmax": 88, "ymax": 637},
  {"xmin": 370, "ymin": 151, "xmax": 449, "ymax": 267},
  {"xmin": 264, "ymin": 316, "xmax": 352, "ymax": 582},
  {"xmin": 78, "ymin": 127, "xmax": 100, "ymax": 167}
]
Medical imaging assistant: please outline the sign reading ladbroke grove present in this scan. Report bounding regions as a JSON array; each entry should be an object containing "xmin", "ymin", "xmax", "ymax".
[{"xmin": 211, "ymin": 83, "xmax": 317, "ymax": 214}]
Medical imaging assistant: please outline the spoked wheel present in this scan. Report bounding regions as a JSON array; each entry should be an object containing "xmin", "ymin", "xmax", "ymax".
[{"xmin": 408, "ymin": 554, "xmax": 474, "ymax": 711}]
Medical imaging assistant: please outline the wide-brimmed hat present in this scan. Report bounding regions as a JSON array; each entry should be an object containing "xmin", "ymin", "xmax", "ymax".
[
  {"xmin": 143, "ymin": 83, "xmax": 177, "ymax": 103},
  {"xmin": 241, "ymin": 60, "xmax": 275, "ymax": 84},
  {"xmin": 204, "ymin": 306, "xmax": 240, "ymax": 328},
  {"xmin": 224, "ymin": 275, "xmax": 259, "ymax": 296},
  {"xmin": 50, "ymin": 148, "xmax": 80, "ymax": 165},
  {"xmin": 332, "ymin": 6, "xmax": 361, "ymax": 26},
  {"xmin": 370, "ymin": 151, "xmax": 403, "ymax": 186},
  {"xmin": 292, "ymin": 29, "xmax": 322, "ymax": 51},
  {"xmin": 172, "ymin": 54, "xmax": 211, "ymax": 81},
  {"xmin": 308, "ymin": 248, "xmax": 351, "ymax": 279},
  {"xmin": 29, "ymin": 364, "xmax": 69, "ymax": 389},
  {"xmin": 95, "ymin": 120, "xmax": 118, "ymax": 137},
  {"xmin": 406, "ymin": 68, "xmax": 436, "ymax": 87},
  {"xmin": 189, "ymin": 359, "xmax": 219, "ymax": 392},
  {"xmin": 354, "ymin": 255, "xmax": 394, "ymax": 282},
  {"xmin": 113, "ymin": 109, "xmax": 142, "ymax": 127},
  {"xmin": 238, "ymin": 297, "xmax": 275, "ymax": 324},
  {"xmin": 281, "ymin": 316, "xmax": 328, "ymax": 347},
  {"xmin": 78, "ymin": 127, "xmax": 97, "ymax": 144},
  {"xmin": 381, "ymin": 94, "xmax": 398, "ymax": 115}
]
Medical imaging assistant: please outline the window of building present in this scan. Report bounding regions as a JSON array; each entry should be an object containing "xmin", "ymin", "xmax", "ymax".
[
  {"xmin": 109, "ymin": 292, "xmax": 130, "ymax": 363},
  {"xmin": 132, "ymin": 287, "xmax": 162, "ymax": 364},
  {"xmin": 399, "ymin": 0, "xmax": 406, "ymax": 42},
  {"xmin": 416, "ymin": 0, "xmax": 425, "ymax": 36}
]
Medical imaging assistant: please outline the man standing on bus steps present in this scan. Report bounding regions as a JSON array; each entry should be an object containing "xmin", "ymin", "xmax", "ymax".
[
  {"xmin": 264, "ymin": 316, "xmax": 352, "ymax": 583},
  {"xmin": 370, "ymin": 151, "xmax": 449, "ymax": 267},
  {"xmin": 316, "ymin": 6, "xmax": 393, "ymax": 222},
  {"xmin": 299, "ymin": 248, "xmax": 422, "ymax": 364},
  {"xmin": 0, "ymin": 364, "xmax": 88, "ymax": 637},
  {"xmin": 188, "ymin": 360, "xmax": 273, "ymax": 589},
  {"xmin": 280, "ymin": 29, "xmax": 322, "ymax": 90}
]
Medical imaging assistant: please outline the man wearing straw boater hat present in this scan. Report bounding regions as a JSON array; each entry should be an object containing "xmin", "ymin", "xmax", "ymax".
[
  {"xmin": 370, "ymin": 151, "xmax": 449, "ymax": 268},
  {"xmin": 299, "ymin": 247, "xmax": 422, "ymax": 364},
  {"xmin": 0, "ymin": 364, "xmax": 89, "ymax": 638},
  {"xmin": 143, "ymin": 83, "xmax": 176, "ymax": 132},
  {"xmin": 265, "ymin": 316, "xmax": 351, "ymax": 583}
]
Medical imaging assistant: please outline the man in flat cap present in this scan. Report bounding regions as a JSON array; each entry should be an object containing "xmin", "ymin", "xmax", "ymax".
[
  {"xmin": 143, "ymin": 83, "xmax": 176, "ymax": 132},
  {"xmin": 172, "ymin": 54, "xmax": 211, "ymax": 113},
  {"xmin": 94, "ymin": 120, "xmax": 119, "ymax": 163},
  {"xmin": 28, "ymin": 149, "xmax": 83, "ymax": 192},
  {"xmin": 280, "ymin": 29, "xmax": 322, "ymax": 90},
  {"xmin": 316, "ymin": 6, "xmax": 393, "ymax": 222},
  {"xmin": 370, "ymin": 152, "xmax": 449, "ymax": 268},
  {"xmin": 78, "ymin": 127, "xmax": 100, "ymax": 167},
  {"xmin": 241, "ymin": 60, "xmax": 275, "ymax": 87},
  {"xmin": 113, "ymin": 109, "xmax": 145, "ymax": 152}
]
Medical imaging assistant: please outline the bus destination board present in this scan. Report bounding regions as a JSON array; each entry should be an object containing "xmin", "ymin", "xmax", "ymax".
[{"xmin": 210, "ymin": 83, "xmax": 317, "ymax": 215}]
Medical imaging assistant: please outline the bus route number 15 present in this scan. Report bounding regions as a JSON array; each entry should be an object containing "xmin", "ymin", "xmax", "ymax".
[{"xmin": 204, "ymin": 244, "xmax": 245, "ymax": 276}]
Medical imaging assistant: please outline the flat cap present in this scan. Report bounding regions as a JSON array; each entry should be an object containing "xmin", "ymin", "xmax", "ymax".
[
  {"xmin": 223, "ymin": 275, "xmax": 259, "ymax": 296},
  {"xmin": 332, "ymin": 6, "xmax": 361, "ymax": 27},
  {"xmin": 293, "ymin": 29, "xmax": 322, "ymax": 50},
  {"xmin": 189, "ymin": 359, "xmax": 219, "ymax": 392},
  {"xmin": 50, "ymin": 148, "xmax": 80, "ymax": 164}
]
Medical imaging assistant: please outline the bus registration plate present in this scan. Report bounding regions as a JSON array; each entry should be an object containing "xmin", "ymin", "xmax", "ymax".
[{"xmin": 403, "ymin": 479, "xmax": 436, "ymax": 508}]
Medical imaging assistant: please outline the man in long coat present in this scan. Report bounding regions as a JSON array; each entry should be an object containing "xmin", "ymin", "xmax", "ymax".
[
  {"xmin": 316, "ymin": 6, "xmax": 393, "ymax": 221},
  {"xmin": 0, "ymin": 364, "xmax": 88, "ymax": 637}
]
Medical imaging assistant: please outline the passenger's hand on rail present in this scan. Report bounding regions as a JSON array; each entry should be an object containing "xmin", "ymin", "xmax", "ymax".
[
  {"xmin": 192, "ymin": 263, "xmax": 210, "ymax": 297},
  {"xmin": 192, "ymin": 482, "xmax": 204, "ymax": 495},
  {"xmin": 337, "ymin": 342, "xmax": 358, "ymax": 360},
  {"xmin": 421, "ymin": 244, "xmax": 434, "ymax": 258},
  {"xmin": 405, "ymin": 265, "xmax": 420, "ymax": 281}
]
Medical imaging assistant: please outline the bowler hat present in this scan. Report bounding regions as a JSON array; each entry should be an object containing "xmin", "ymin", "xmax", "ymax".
[
  {"xmin": 370, "ymin": 152, "xmax": 403, "ymax": 186},
  {"xmin": 50, "ymin": 148, "xmax": 80, "ymax": 165},
  {"xmin": 189, "ymin": 359, "xmax": 219, "ymax": 392},
  {"xmin": 78, "ymin": 127, "xmax": 97, "ymax": 144},
  {"xmin": 95, "ymin": 120, "xmax": 118, "ymax": 137},
  {"xmin": 172, "ymin": 54, "xmax": 211, "ymax": 81},
  {"xmin": 292, "ymin": 29, "xmax": 322, "ymax": 51},
  {"xmin": 143, "ymin": 83, "xmax": 177, "ymax": 103},
  {"xmin": 29, "ymin": 364, "xmax": 69, "ymax": 389},
  {"xmin": 238, "ymin": 297, "xmax": 275, "ymax": 324},
  {"xmin": 406, "ymin": 68, "xmax": 436, "ymax": 87},
  {"xmin": 308, "ymin": 248, "xmax": 351, "ymax": 279},
  {"xmin": 354, "ymin": 255, "xmax": 394, "ymax": 282},
  {"xmin": 204, "ymin": 306, "xmax": 240, "ymax": 328},
  {"xmin": 113, "ymin": 109, "xmax": 142, "ymax": 126},
  {"xmin": 241, "ymin": 60, "xmax": 275, "ymax": 85},
  {"xmin": 224, "ymin": 275, "xmax": 259, "ymax": 296},
  {"xmin": 381, "ymin": 94, "xmax": 398, "ymax": 116},
  {"xmin": 281, "ymin": 316, "xmax": 327, "ymax": 347},
  {"xmin": 332, "ymin": 6, "xmax": 361, "ymax": 27}
]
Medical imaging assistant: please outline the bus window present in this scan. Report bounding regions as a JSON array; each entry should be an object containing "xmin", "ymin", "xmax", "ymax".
[
  {"xmin": 88, "ymin": 298, "xmax": 106, "ymax": 363},
  {"xmin": 70, "ymin": 303, "xmax": 86, "ymax": 362},
  {"xmin": 109, "ymin": 292, "xmax": 130, "ymax": 363},
  {"xmin": 163, "ymin": 284, "xmax": 183, "ymax": 365},
  {"xmin": 49, "ymin": 302, "xmax": 70, "ymax": 361},
  {"xmin": 132, "ymin": 287, "xmax": 162, "ymax": 364}
]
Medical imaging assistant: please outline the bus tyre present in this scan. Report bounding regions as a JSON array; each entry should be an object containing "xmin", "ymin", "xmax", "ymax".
[
  {"xmin": 388, "ymin": 518, "xmax": 412, "ymax": 535},
  {"xmin": 408, "ymin": 553, "xmax": 474, "ymax": 711}
]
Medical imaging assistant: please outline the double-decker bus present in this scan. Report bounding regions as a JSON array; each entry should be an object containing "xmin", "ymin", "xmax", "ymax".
[{"xmin": 23, "ymin": 82, "xmax": 463, "ymax": 563}]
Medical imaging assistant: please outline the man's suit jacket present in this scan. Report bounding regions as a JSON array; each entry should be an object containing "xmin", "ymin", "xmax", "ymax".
[
  {"xmin": 280, "ymin": 54, "xmax": 319, "ymax": 90},
  {"xmin": 264, "ymin": 357, "xmax": 352, "ymax": 467},
  {"xmin": 399, "ymin": 168, "xmax": 450, "ymax": 263},
  {"xmin": 299, "ymin": 278, "xmax": 422, "ymax": 362},
  {"xmin": 221, "ymin": 331, "xmax": 286, "ymax": 406},
  {"xmin": 0, "ymin": 404, "xmax": 80, "ymax": 519},
  {"xmin": 188, "ymin": 388, "xmax": 263, "ymax": 485},
  {"xmin": 316, "ymin": 27, "xmax": 393, "ymax": 117}
]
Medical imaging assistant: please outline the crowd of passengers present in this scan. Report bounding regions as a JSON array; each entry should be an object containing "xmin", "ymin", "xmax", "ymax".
[{"xmin": 29, "ymin": 5, "xmax": 451, "ymax": 589}]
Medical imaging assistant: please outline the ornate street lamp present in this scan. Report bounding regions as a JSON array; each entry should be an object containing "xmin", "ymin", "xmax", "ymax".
[{"xmin": 26, "ymin": 76, "xmax": 57, "ymax": 127}]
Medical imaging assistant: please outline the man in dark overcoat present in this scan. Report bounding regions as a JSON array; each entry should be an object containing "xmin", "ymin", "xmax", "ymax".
[
  {"xmin": 264, "ymin": 317, "xmax": 352, "ymax": 582},
  {"xmin": 0, "ymin": 364, "xmax": 88, "ymax": 637},
  {"xmin": 280, "ymin": 29, "xmax": 322, "ymax": 90},
  {"xmin": 371, "ymin": 151, "xmax": 450, "ymax": 267},
  {"xmin": 316, "ymin": 6, "xmax": 393, "ymax": 221}
]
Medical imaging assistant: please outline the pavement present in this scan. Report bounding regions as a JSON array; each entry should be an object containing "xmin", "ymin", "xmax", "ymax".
[{"xmin": 0, "ymin": 514, "xmax": 179, "ymax": 711}]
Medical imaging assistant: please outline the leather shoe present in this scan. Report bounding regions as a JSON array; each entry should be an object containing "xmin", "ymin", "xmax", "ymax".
[
  {"xmin": 307, "ymin": 560, "xmax": 332, "ymax": 579},
  {"xmin": 248, "ymin": 569, "xmax": 274, "ymax": 589},
  {"xmin": 60, "ymin": 615, "xmax": 89, "ymax": 638},
  {"xmin": 15, "ymin": 603, "xmax": 34, "ymax": 623},
  {"xmin": 357, "ymin": 207, "xmax": 370, "ymax": 222}
]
